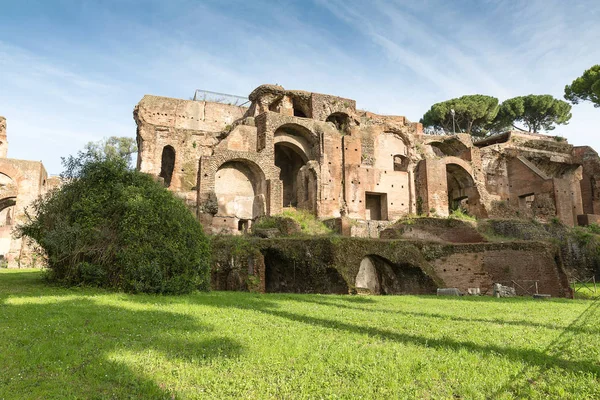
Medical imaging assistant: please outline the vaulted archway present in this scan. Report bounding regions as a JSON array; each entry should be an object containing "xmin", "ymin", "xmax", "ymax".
[
  {"xmin": 446, "ymin": 163, "xmax": 476, "ymax": 214},
  {"xmin": 215, "ymin": 159, "xmax": 266, "ymax": 221},
  {"xmin": 355, "ymin": 255, "xmax": 437, "ymax": 295},
  {"xmin": 274, "ymin": 124, "xmax": 317, "ymax": 211}
]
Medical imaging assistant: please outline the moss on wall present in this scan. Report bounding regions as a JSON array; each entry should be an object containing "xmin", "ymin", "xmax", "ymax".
[{"xmin": 209, "ymin": 234, "xmax": 570, "ymax": 296}]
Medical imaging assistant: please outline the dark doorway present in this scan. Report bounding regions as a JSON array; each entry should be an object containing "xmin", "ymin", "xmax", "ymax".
[
  {"xmin": 446, "ymin": 163, "xmax": 475, "ymax": 214},
  {"xmin": 326, "ymin": 112, "xmax": 350, "ymax": 132},
  {"xmin": 365, "ymin": 192, "xmax": 387, "ymax": 221},
  {"xmin": 355, "ymin": 255, "xmax": 437, "ymax": 295},
  {"xmin": 275, "ymin": 144, "xmax": 305, "ymax": 207},
  {"xmin": 159, "ymin": 146, "xmax": 176, "ymax": 187}
]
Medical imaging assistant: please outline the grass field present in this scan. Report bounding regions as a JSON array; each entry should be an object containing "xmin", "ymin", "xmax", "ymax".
[{"xmin": 1, "ymin": 269, "xmax": 599, "ymax": 399}]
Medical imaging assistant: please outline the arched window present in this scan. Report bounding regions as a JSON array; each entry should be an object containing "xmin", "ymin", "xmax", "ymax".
[
  {"xmin": 159, "ymin": 146, "xmax": 176, "ymax": 187},
  {"xmin": 326, "ymin": 112, "xmax": 350, "ymax": 132},
  {"xmin": 292, "ymin": 98, "xmax": 309, "ymax": 118},
  {"xmin": 393, "ymin": 155, "xmax": 409, "ymax": 172},
  {"xmin": 446, "ymin": 163, "xmax": 475, "ymax": 213}
]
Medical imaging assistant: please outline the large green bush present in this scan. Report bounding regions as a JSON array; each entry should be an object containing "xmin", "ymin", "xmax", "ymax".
[{"xmin": 19, "ymin": 151, "xmax": 210, "ymax": 294}]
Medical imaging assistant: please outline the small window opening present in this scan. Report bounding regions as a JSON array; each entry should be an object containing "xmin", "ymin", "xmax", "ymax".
[
  {"xmin": 365, "ymin": 192, "xmax": 388, "ymax": 221},
  {"xmin": 238, "ymin": 219, "xmax": 249, "ymax": 233},
  {"xmin": 294, "ymin": 108, "xmax": 307, "ymax": 118},
  {"xmin": 159, "ymin": 145, "xmax": 176, "ymax": 187},
  {"xmin": 519, "ymin": 193, "xmax": 535, "ymax": 209},
  {"xmin": 393, "ymin": 154, "xmax": 409, "ymax": 172}
]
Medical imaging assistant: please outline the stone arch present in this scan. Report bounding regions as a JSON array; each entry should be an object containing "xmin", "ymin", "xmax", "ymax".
[
  {"xmin": 427, "ymin": 138, "xmax": 469, "ymax": 159},
  {"xmin": 393, "ymin": 154, "xmax": 409, "ymax": 172},
  {"xmin": 383, "ymin": 130, "xmax": 411, "ymax": 148},
  {"xmin": 0, "ymin": 172, "xmax": 18, "ymax": 225},
  {"xmin": 0, "ymin": 196, "xmax": 16, "ymax": 213},
  {"xmin": 292, "ymin": 97, "xmax": 310, "ymax": 118},
  {"xmin": 159, "ymin": 145, "xmax": 176, "ymax": 187},
  {"xmin": 446, "ymin": 163, "xmax": 477, "ymax": 213},
  {"xmin": 326, "ymin": 112, "xmax": 351, "ymax": 132},
  {"xmin": 274, "ymin": 132, "xmax": 311, "ymax": 163},
  {"xmin": 0, "ymin": 164, "xmax": 24, "ymax": 187},
  {"xmin": 355, "ymin": 255, "xmax": 437, "ymax": 295},
  {"xmin": 268, "ymin": 97, "xmax": 282, "ymax": 112},
  {"xmin": 274, "ymin": 123, "xmax": 317, "ymax": 149},
  {"xmin": 274, "ymin": 124, "xmax": 318, "ymax": 209},
  {"xmin": 374, "ymin": 131, "xmax": 410, "ymax": 170},
  {"xmin": 215, "ymin": 159, "xmax": 267, "ymax": 221}
]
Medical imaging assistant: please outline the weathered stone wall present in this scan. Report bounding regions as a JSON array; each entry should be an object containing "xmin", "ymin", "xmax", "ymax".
[
  {"xmin": 573, "ymin": 146, "xmax": 600, "ymax": 216},
  {"xmin": 0, "ymin": 119, "xmax": 52, "ymax": 267},
  {"xmin": 210, "ymin": 236, "xmax": 571, "ymax": 297},
  {"xmin": 0, "ymin": 117, "xmax": 7, "ymax": 158},
  {"xmin": 381, "ymin": 218, "xmax": 487, "ymax": 243},
  {"xmin": 134, "ymin": 85, "xmax": 600, "ymax": 234}
]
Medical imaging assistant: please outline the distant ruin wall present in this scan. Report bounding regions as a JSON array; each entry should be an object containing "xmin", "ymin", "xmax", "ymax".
[{"xmin": 210, "ymin": 237, "xmax": 571, "ymax": 297}]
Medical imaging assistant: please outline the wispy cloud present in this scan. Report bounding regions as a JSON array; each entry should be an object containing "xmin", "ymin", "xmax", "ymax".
[{"xmin": 0, "ymin": 0, "xmax": 599, "ymax": 173}]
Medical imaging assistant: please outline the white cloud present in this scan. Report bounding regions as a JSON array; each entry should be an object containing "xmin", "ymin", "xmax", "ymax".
[{"xmin": 1, "ymin": 0, "xmax": 599, "ymax": 174}]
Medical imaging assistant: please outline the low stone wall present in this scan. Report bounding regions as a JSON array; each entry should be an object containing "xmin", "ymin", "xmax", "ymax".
[
  {"xmin": 380, "ymin": 218, "xmax": 486, "ymax": 243},
  {"xmin": 210, "ymin": 236, "xmax": 571, "ymax": 297}
]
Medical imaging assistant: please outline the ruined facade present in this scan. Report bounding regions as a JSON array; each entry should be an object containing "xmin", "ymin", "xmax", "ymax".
[
  {"xmin": 0, "ymin": 117, "xmax": 57, "ymax": 267},
  {"xmin": 134, "ymin": 84, "xmax": 600, "ymax": 235}
]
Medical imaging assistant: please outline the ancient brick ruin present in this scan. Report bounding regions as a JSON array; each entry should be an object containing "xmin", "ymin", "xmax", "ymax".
[
  {"xmin": 134, "ymin": 84, "xmax": 600, "ymax": 236},
  {"xmin": 0, "ymin": 117, "xmax": 57, "ymax": 267},
  {"xmin": 1, "ymin": 83, "xmax": 596, "ymax": 298}
]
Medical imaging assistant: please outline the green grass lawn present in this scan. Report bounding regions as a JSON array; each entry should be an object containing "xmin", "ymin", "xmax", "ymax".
[{"xmin": 1, "ymin": 269, "xmax": 599, "ymax": 399}]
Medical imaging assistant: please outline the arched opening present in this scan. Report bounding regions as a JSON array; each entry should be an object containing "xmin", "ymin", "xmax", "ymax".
[
  {"xmin": 215, "ymin": 160, "xmax": 266, "ymax": 222},
  {"xmin": 292, "ymin": 98, "xmax": 309, "ymax": 118},
  {"xmin": 159, "ymin": 146, "xmax": 176, "ymax": 187},
  {"xmin": 274, "ymin": 124, "xmax": 316, "ymax": 210},
  {"xmin": 446, "ymin": 163, "xmax": 476, "ymax": 214},
  {"xmin": 429, "ymin": 139, "xmax": 469, "ymax": 159},
  {"xmin": 0, "ymin": 197, "xmax": 16, "ymax": 213},
  {"xmin": 269, "ymin": 98, "xmax": 282, "ymax": 112},
  {"xmin": 355, "ymin": 255, "xmax": 437, "ymax": 295},
  {"xmin": 393, "ymin": 154, "xmax": 409, "ymax": 172},
  {"xmin": 275, "ymin": 144, "xmax": 305, "ymax": 207},
  {"xmin": 326, "ymin": 112, "xmax": 350, "ymax": 132}
]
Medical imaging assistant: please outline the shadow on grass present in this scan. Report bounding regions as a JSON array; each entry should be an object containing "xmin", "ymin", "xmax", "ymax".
[
  {"xmin": 278, "ymin": 295, "xmax": 600, "ymax": 335},
  {"xmin": 0, "ymin": 294, "xmax": 243, "ymax": 399},
  {"xmin": 160, "ymin": 291, "xmax": 600, "ymax": 380},
  {"xmin": 4, "ymin": 270, "xmax": 599, "ymax": 393},
  {"xmin": 490, "ymin": 298, "xmax": 600, "ymax": 397}
]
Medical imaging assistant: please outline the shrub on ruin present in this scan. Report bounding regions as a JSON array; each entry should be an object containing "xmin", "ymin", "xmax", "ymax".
[{"xmin": 18, "ymin": 146, "xmax": 210, "ymax": 294}]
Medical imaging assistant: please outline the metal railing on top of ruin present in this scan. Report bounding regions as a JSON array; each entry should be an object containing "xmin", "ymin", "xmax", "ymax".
[{"xmin": 192, "ymin": 90, "xmax": 250, "ymax": 106}]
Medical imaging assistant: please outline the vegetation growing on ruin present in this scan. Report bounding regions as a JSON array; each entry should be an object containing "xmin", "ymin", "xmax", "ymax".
[
  {"xmin": 280, "ymin": 208, "xmax": 333, "ymax": 235},
  {"xmin": 17, "ymin": 144, "xmax": 211, "ymax": 294},
  {"xmin": 1, "ymin": 269, "xmax": 599, "ymax": 399},
  {"xmin": 478, "ymin": 219, "xmax": 600, "ymax": 278},
  {"xmin": 448, "ymin": 207, "xmax": 476, "ymax": 221}
]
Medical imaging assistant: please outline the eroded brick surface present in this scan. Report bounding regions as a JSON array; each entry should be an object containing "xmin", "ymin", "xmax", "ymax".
[
  {"xmin": 134, "ymin": 85, "xmax": 598, "ymax": 234},
  {"xmin": 0, "ymin": 116, "xmax": 55, "ymax": 267}
]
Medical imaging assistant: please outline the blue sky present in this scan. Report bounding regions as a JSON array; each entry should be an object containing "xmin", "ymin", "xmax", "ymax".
[{"xmin": 1, "ymin": 0, "xmax": 599, "ymax": 174}]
